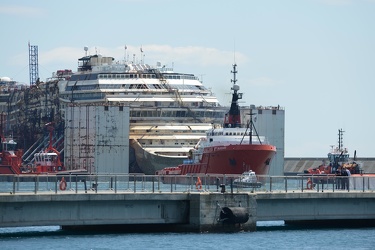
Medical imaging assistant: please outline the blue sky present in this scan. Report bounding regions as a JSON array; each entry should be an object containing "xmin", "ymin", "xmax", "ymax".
[{"xmin": 1, "ymin": 0, "xmax": 374, "ymax": 157}]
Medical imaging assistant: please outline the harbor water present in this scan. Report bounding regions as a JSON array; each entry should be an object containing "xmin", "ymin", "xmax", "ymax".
[{"xmin": 1, "ymin": 222, "xmax": 374, "ymax": 249}]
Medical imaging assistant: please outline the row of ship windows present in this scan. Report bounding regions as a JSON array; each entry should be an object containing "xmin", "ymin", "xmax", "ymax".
[
  {"xmin": 99, "ymin": 74, "xmax": 198, "ymax": 80},
  {"xmin": 66, "ymin": 83, "xmax": 205, "ymax": 91},
  {"xmin": 140, "ymin": 141, "xmax": 196, "ymax": 146},
  {"xmin": 208, "ymin": 132, "xmax": 252, "ymax": 136},
  {"xmin": 69, "ymin": 73, "xmax": 198, "ymax": 81},
  {"xmin": 61, "ymin": 103, "xmax": 225, "ymax": 118},
  {"xmin": 130, "ymin": 110, "xmax": 225, "ymax": 118},
  {"xmin": 65, "ymin": 93, "xmax": 218, "ymax": 108}
]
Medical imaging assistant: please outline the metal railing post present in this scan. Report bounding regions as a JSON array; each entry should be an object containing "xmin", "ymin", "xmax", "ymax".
[
  {"xmin": 269, "ymin": 176, "xmax": 272, "ymax": 192},
  {"xmin": 95, "ymin": 176, "xmax": 98, "ymax": 194},
  {"xmin": 362, "ymin": 176, "xmax": 365, "ymax": 192},
  {"xmin": 115, "ymin": 175, "xmax": 117, "ymax": 193},
  {"xmin": 152, "ymin": 176, "xmax": 154, "ymax": 193},
  {"xmin": 284, "ymin": 176, "xmax": 287, "ymax": 193},
  {"xmin": 12, "ymin": 175, "xmax": 16, "ymax": 194},
  {"xmin": 158, "ymin": 175, "xmax": 160, "ymax": 192},
  {"xmin": 83, "ymin": 178, "xmax": 87, "ymax": 193},
  {"xmin": 133, "ymin": 174, "xmax": 136, "ymax": 193},
  {"xmin": 34, "ymin": 176, "xmax": 39, "ymax": 194},
  {"xmin": 301, "ymin": 177, "xmax": 303, "ymax": 192},
  {"xmin": 55, "ymin": 176, "xmax": 58, "ymax": 194},
  {"xmin": 347, "ymin": 177, "xmax": 350, "ymax": 192},
  {"xmin": 69, "ymin": 173, "xmax": 72, "ymax": 190}
]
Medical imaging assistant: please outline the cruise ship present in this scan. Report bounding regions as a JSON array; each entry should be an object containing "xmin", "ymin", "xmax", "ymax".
[{"xmin": 57, "ymin": 51, "xmax": 228, "ymax": 174}]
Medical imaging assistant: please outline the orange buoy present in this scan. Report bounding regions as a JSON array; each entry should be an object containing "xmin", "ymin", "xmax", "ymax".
[
  {"xmin": 306, "ymin": 178, "xmax": 313, "ymax": 190},
  {"xmin": 195, "ymin": 177, "xmax": 202, "ymax": 190},
  {"xmin": 59, "ymin": 177, "xmax": 67, "ymax": 191}
]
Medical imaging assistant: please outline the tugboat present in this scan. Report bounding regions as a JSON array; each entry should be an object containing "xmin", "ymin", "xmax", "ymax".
[
  {"xmin": 0, "ymin": 136, "xmax": 23, "ymax": 174},
  {"xmin": 302, "ymin": 129, "xmax": 363, "ymax": 188},
  {"xmin": 156, "ymin": 64, "xmax": 276, "ymax": 179},
  {"xmin": 31, "ymin": 122, "xmax": 65, "ymax": 173},
  {"xmin": 0, "ymin": 113, "xmax": 23, "ymax": 174},
  {"xmin": 304, "ymin": 129, "xmax": 362, "ymax": 176}
]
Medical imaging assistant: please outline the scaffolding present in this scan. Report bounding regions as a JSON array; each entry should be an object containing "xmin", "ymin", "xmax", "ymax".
[{"xmin": 28, "ymin": 43, "xmax": 39, "ymax": 85}]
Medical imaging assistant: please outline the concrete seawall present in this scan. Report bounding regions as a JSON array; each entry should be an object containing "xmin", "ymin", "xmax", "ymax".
[
  {"xmin": 2, "ymin": 190, "xmax": 375, "ymax": 232},
  {"xmin": 0, "ymin": 192, "xmax": 257, "ymax": 232},
  {"xmin": 2, "ymin": 173, "xmax": 375, "ymax": 232}
]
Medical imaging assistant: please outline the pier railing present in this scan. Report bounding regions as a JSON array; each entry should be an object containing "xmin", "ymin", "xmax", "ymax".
[{"xmin": 0, "ymin": 174, "xmax": 374, "ymax": 194}]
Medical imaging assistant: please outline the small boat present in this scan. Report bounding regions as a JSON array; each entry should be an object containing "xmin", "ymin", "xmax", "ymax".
[
  {"xmin": 156, "ymin": 64, "xmax": 276, "ymax": 180},
  {"xmin": 232, "ymin": 171, "xmax": 262, "ymax": 188}
]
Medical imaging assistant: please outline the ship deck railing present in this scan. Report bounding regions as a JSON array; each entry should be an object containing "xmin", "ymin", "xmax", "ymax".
[{"xmin": 0, "ymin": 173, "xmax": 374, "ymax": 195}]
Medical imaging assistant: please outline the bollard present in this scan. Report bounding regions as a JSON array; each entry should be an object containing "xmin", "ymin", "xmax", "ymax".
[{"xmin": 220, "ymin": 184, "xmax": 226, "ymax": 193}]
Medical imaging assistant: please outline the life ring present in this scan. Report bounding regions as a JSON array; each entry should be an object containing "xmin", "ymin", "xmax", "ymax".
[
  {"xmin": 306, "ymin": 178, "xmax": 313, "ymax": 190},
  {"xmin": 59, "ymin": 177, "xmax": 67, "ymax": 191},
  {"xmin": 195, "ymin": 177, "xmax": 202, "ymax": 190}
]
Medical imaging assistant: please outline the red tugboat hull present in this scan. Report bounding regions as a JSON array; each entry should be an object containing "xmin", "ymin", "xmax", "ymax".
[
  {"xmin": 156, "ymin": 144, "xmax": 276, "ymax": 185},
  {"xmin": 179, "ymin": 144, "xmax": 276, "ymax": 175}
]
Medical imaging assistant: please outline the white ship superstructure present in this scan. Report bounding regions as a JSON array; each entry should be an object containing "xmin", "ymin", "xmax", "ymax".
[{"xmin": 58, "ymin": 53, "xmax": 227, "ymax": 174}]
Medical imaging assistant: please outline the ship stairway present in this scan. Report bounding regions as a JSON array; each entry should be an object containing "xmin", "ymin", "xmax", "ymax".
[
  {"xmin": 22, "ymin": 136, "xmax": 47, "ymax": 163},
  {"xmin": 22, "ymin": 134, "xmax": 64, "ymax": 164},
  {"xmin": 175, "ymin": 89, "xmax": 203, "ymax": 123},
  {"xmin": 150, "ymin": 68, "xmax": 202, "ymax": 123},
  {"xmin": 150, "ymin": 68, "xmax": 172, "ymax": 92}
]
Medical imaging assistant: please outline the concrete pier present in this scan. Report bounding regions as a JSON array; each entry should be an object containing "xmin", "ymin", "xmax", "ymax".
[
  {"xmin": 2, "ymin": 190, "xmax": 375, "ymax": 232},
  {"xmin": 0, "ymin": 192, "xmax": 256, "ymax": 232},
  {"xmin": 2, "ymin": 174, "xmax": 375, "ymax": 232}
]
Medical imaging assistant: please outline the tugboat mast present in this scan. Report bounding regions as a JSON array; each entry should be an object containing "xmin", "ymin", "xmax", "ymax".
[
  {"xmin": 338, "ymin": 128, "xmax": 344, "ymax": 151},
  {"xmin": 224, "ymin": 64, "xmax": 242, "ymax": 128}
]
